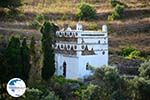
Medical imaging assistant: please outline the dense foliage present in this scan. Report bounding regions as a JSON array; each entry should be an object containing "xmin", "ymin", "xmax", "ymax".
[
  {"xmin": 77, "ymin": 3, "xmax": 96, "ymax": 20},
  {"xmin": 30, "ymin": 14, "xmax": 45, "ymax": 30},
  {"xmin": 76, "ymin": 67, "xmax": 128, "ymax": 100},
  {"xmin": 21, "ymin": 38, "xmax": 31, "ymax": 82},
  {"xmin": 109, "ymin": 0, "xmax": 125, "ymax": 7},
  {"xmin": 0, "ymin": 36, "xmax": 31, "ymax": 99},
  {"xmin": 22, "ymin": 88, "xmax": 60, "ymax": 100},
  {"xmin": 41, "ymin": 21, "xmax": 59, "ymax": 81},
  {"xmin": 28, "ymin": 37, "xmax": 42, "ymax": 85},
  {"xmin": 0, "ymin": 0, "xmax": 22, "ymax": 10},
  {"xmin": 108, "ymin": 4, "xmax": 125, "ymax": 21}
]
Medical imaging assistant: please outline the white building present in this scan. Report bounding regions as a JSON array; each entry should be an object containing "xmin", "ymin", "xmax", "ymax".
[{"xmin": 55, "ymin": 23, "xmax": 108, "ymax": 79}]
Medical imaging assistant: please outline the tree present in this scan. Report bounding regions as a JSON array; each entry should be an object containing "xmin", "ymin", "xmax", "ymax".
[
  {"xmin": 5, "ymin": 36, "xmax": 22, "ymax": 80},
  {"xmin": 20, "ymin": 37, "xmax": 31, "ymax": 82},
  {"xmin": 92, "ymin": 67, "xmax": 128, "ymax": 100},
  {"xmin": 139, "ymin": 60, "xmax": 150, "ymax": 79},
  {"xmin": 0, "ymin": 0, "xmax": 22, "ymax": 10},
  {"xmin": 77, "ymin": 3, "xmax": 96, "ymax": 20},
  {"xmin": 28, "ymin": 37, "xmax": 42, "ymax": 85},
  {"xmin": 129, "ymin": 60, "xmax": 150, "ymax": 100},
  {"xmin": 40, "ymin": 21, "xmax": 59, "ymax": 81}
]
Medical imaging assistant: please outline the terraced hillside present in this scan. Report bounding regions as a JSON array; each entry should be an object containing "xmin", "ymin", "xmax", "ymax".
[{"xmin": 0, "ymin": 0, "xmax": 150, "ymax": 73}]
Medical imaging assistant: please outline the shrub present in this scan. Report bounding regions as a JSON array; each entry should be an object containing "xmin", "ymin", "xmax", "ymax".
[
  {"xmin": 108, "ymin": 4, "xmax": 124, "ymax": 20},
  {"xmin": 120, "ymin": 46, "xmax": 136, "ymax": 57},
  {"xmin": 88, "ymin": 23, "xmax": 98, "ymax": 30},
  {"xmin": 6, "ymin": 10, "xmax": 25, "ymax": 20},
  {"xmin": 30, "ymin": 14, "xmax": 45, "ymax": 30},
  {"xmin": 0, "ymin": 0, "xmax": 22, "ymax": 11},
  {"xmin": 114, "ymin": 4, "xmax": 124, "ymax": 15},
  {"xmin": 51, "ymin": 76, "xmax": 82, "ymax": 86},
  {"xmin": 128, "ymin": 50, "xmax": 141, "ymax": 59},
  {"xmin": 23, "ymin": 88, "xmax": 60, "ymax": 100},
  {"xmin": 120, "ymin": 46, "xmax": 145, "ymax": 60},
  {"xmin": 35, "ymin": 14, "xmax": 45, "ymax": 22},
  {"xmin": 60, "ymin": 14, "xmax": 68, "ymax": 20},
  {"xmin": 139, "ymin": 60, "xmax": 150, "ymax": 79},
  {"xmin": 77, "ymin": 3, "xmax": 96, "ymax": 20},
  {"xmin": 109, "ymin": 0, "xmax": 126, "ymax": 7}
]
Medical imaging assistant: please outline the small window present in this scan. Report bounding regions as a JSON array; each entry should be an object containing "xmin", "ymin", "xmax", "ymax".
[
  {"xmin": 61, "ymin": 45, "xmax": 63, "ymax": 48},
  {"xmin": 68, "ymin": 45, "xmax": 70, "ymax": 49},
  {"xmin": 70, "ymin": 32, "xmax": 72, "ymax": 36},
  {"xmin": 86, "ymin": 63, "xmax": 89, "ymax": 70},
  {"xmin": 75, "ymin": 32, "xmax": 78, "ymax": 36},
  {"xmin": 74, "ymin": 45, "xmax": 77, "ymax": 49},
  {"xmin": 81, "ymin": 45, "xmax": 84, "ymax": 49},
  {"xmin": 102, "ymin": 51, "xmax": 105, "ymax": 55}
]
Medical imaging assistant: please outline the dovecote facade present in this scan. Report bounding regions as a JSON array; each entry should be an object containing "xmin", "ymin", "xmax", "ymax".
[{"xmin": 55, "ymin": 23, "xmax": 108, "ymax": 79}]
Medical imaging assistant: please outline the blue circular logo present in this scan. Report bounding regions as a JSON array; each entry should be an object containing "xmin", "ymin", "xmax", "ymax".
[{"xmin": 7, "ymin": 78, "xmax": 26, "ymax": 97}]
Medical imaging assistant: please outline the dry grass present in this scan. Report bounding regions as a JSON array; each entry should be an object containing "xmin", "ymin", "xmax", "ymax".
[
  {"xmin": 22, "ymin": 3, "xmax": 77, "ymax": 14},
  {"xmin": 110, "ymin": 33, "xmax": 150, "ymax": 53},
  {"xmin": 21, "ymin": 0, "xmax": 150, "ymax": 15}
]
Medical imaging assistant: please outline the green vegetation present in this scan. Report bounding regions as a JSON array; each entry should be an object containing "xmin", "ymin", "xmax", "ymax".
[
  {"xmin": 109, "ymin": 0, "xmax": 126, "ymax": 7},
  {"xmin": 120, "ymin": 46, "xmax": 137, "ymax": 57},
  {"xmin": 0, "ymin": 36, "xmax": 31, "ymax": 99},
  {"xmin": 77, "ymin": 3, "xmax": 96, "ymax": 20},
  {"xmin": 75, "ymin": 61, "xmax": 150, "ymax": 100},
  {"xmin": 108, "ymin": 4, "xmax": 125, "ymax": 21},
  {"xmin": 120, "ymin": 46, "xmax": 145, "ymax": 60},
  {"xmin": 0, "ymin": 0, "xmax": 22, "ymax": 11},
  {"xmin": 139, "ymin": 60, "xmax": 150, "ymax": 79},
  {"xmin": 21, "ymin": 37, "xmax": 31, "ymax": 82},
  {"xmin": 30, "ymin": 14, "xmax": 45, "ymax": 30},
  {"xmin": 87, "ymin": 23, "xmax": 98, "ymax": 30},
  {"xmin": 41, "ymin": 21, "xmax": 59, "ymax": 81},
  {"xmin": 28, "ymin": 37, "xmax": 41, "ymax": 85},
  {"xmin": 22, "ymin": 88, "xmax": 60, "ymax": 100}
]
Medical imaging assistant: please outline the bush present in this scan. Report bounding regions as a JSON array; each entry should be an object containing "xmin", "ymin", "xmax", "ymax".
[
  {"xmin": 6, "ymin": 10, "xmax": 25, "ymax": 20},
  {"xmin": 120, "ymin": 46, "xmax": 145, "ymax": 60},
  {"xmin": 139, "ymin": 60, "xmax": 150, "ymax": 79},
  {"xmin": 30, "ymin": 14, "xmax": 45, "ymax": 30},
  {"xmin": 60, "ymin": 14, "xmax": 68, "ymax": 20},
  {"xmin": 120, "ymin": 46, "xmax": 136, "ymax": 57},
  {"xmin": 0, "ymin": 0, "xmax": 22, "ymax": 10},
  {"xmin": 87, "ymin": 23, "xmax": 98, "ymax": 30},
  {"xmin": 51, "ymin": 76, "xmax": 82, "ymax": 86},
  {"xmin": 77, "ymin": 3, "xmax": 96, "ymax": 20},
  {"xmin": 128, "ymin": 50, "xmax": 141, "ymax": 59},
  {"xmin": 35, "ymin": 14, "xmax": 45, "ymax": 22},
  {"xmin": 114, "ymin": 4, "xmax": 124, "ymax": 15},
  {"xmin": 23, "ymin": 88, "xmax": 60, "ymax": 100},
  {"xmin": 109, "ymin": 0, "xmax": 126, "ymax": 7},
  {"xmin": 108, "ymin": 4, "xmax": 124, "ymax": 20}
]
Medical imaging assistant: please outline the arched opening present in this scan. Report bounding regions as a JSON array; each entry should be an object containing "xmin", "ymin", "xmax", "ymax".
[{"xmin": 63, "ymin": 62, "xmax": 66, "ymax": 77}]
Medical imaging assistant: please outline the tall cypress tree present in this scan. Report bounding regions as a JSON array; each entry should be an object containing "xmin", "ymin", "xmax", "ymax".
[
  {"xmin": 40, "ymin": 21, "xmax": 59, "ymax": 81},
  {"xmin": 5, "ymin": 36, "xmax": 22, "ymax": 80},
  {"xmin": 20, "ymin": 37, "xmax": 31, "ymax": 82}
]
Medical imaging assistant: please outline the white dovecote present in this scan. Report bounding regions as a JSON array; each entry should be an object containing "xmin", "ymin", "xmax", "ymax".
[{"xmin": 55, "ymin": 23, "xmax": 108, "ymax": 79}]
